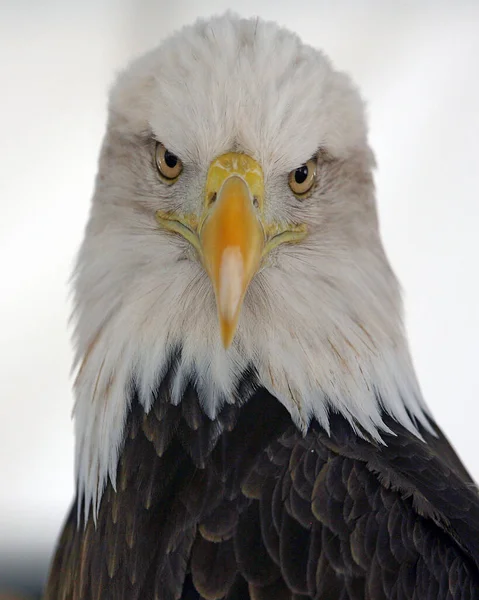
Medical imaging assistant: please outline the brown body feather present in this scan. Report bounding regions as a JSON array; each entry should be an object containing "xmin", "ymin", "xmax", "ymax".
[{"xmin": 45, "ymin": 369, "xmax": 479, "ymax": 599}]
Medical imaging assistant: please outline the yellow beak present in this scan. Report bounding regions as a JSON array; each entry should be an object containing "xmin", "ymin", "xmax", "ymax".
[
  {"xmin": 200, "ymin": 160, "xmax": 265, "ymax": 347},
  {"xmin": 156, "ymin": 152, "xmax": 307, "ymax": 349}
]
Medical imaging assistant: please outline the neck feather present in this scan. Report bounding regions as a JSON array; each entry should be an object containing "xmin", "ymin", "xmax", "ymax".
[{"xmin": 73, "ymin": 317, "xmax": 431, "ymax": 521}]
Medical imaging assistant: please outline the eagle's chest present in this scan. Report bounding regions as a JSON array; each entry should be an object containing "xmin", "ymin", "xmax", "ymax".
[{"xmin": 45, "ymin": 386, "xmax": 479, "ymax": 600}]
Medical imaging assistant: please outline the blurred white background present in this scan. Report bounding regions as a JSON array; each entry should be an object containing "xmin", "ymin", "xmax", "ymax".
[{"xmin": 0, "ymin": 0, "xmax": 478, "ymax": 593}]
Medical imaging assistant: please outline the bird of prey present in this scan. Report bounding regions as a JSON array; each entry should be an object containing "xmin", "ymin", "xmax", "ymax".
[{"xmin": 45, "ymin": 14, "xmax": 479, "ymax": 600}]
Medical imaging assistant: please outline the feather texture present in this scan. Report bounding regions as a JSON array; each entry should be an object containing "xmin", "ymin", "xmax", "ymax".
[{"xmin": 45, "ymin": 373, "xmax": 479, "ymax": 599}]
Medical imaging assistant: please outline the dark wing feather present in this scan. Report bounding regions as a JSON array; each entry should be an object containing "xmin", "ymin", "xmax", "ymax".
[
  {"xmin": 45, "ymin": 372, "xmax": 479, "ymax": 600},
  {"xmin": 321, "ymin": 412, "xmax": 479, "ymax": 562}
]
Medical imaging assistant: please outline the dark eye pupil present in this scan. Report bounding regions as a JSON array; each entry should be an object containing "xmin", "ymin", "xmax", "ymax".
[
  {"xmin": 164, "ymin": 150, "xmax": 178, "ymax": 169},
  {"xmin": 294, "ymin": 165, "xmax": 308, "ymax": 184}
]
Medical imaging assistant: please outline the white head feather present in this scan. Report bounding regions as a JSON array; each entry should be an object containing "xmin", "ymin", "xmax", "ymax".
[{"xmin": 72, "ymin": 14, "xmax": 431, "ymax": 519}]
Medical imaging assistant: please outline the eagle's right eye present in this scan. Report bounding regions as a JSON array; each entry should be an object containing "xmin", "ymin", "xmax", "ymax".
[{"xmin": 155, "ymin": 142, "xmax": 183, "ymax": 183}]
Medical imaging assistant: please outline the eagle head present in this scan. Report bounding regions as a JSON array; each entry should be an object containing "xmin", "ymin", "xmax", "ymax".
[{"xmin": 72, "ymin": 14, "xmax": 430, "ymax": 516}]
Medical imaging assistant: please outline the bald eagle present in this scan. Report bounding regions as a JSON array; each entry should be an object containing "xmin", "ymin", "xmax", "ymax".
[{"xmin": 45, "ymin": 14, "xmax": 479, "ymax": 600}]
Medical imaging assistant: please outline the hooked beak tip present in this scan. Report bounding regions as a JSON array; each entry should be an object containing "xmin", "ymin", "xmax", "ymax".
[{"xmin": 216, "ymin": 247, "xmax": 246, "ymax": 349}]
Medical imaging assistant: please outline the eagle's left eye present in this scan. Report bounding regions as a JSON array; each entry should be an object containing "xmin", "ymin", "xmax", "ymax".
[
  {"xmin": 288, "ymin": 158, "xmax": 317, "ymax": 197},
  {"xmin": 155, "ymin": 142, "xmax": 183, "ymax": 183}
]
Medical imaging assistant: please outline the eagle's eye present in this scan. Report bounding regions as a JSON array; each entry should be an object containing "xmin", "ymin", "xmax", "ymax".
[
  {"xmin": 155, "ymin": 142, "xmax": 183, "ymax": 183},
  {"xmin": 288, "ymin": 158, "xmax": 317, "ymax": 197}
]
